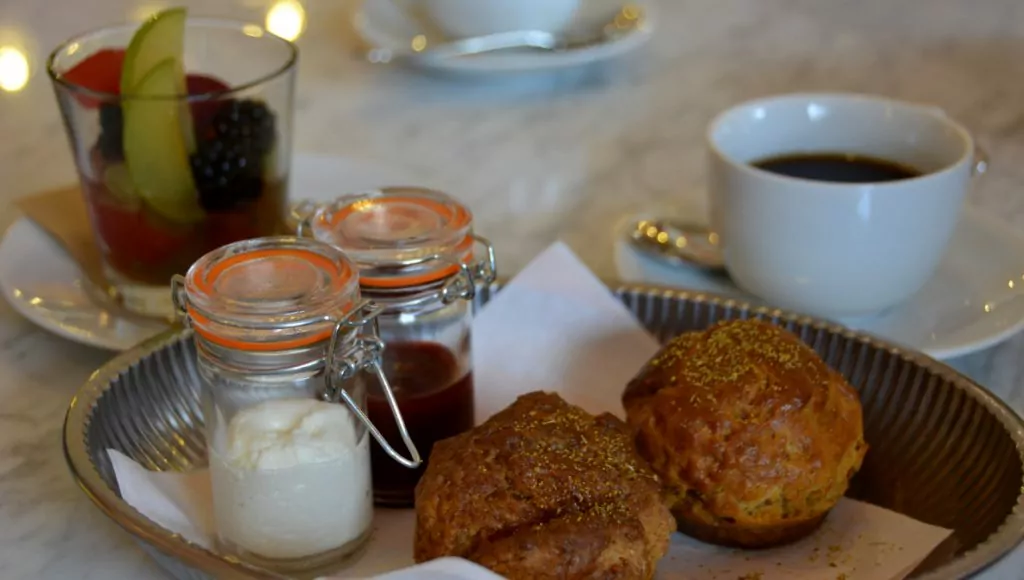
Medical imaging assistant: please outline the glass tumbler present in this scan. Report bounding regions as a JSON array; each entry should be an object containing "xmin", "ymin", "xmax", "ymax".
[{"xmin": 47, "ymin": 16, "xmax": 296, "ymax": 319}]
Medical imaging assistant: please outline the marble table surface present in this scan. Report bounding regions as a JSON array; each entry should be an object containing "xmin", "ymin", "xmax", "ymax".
[{"xmin": 2, "ymin": 0, "xmax": 1024, "ymax": 578}]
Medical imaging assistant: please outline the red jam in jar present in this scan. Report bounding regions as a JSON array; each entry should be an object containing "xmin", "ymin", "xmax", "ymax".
[
  {"xmin": 364, "ymin": 342, "xmax": 474, "ymax": 501},
  {"xmin": 306, "ymin": 187, "xmax": 496, "ymax": 506}
]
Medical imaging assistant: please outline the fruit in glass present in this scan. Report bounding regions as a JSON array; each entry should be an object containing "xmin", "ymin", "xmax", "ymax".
[{"xmin": 47, "ymin": 8, "xmax": 296, "ymax": 318}]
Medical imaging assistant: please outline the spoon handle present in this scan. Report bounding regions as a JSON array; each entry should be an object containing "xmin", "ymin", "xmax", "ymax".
[{"xmin": 414, "ymin": 30, "xmax": 558, "ymax": 60}]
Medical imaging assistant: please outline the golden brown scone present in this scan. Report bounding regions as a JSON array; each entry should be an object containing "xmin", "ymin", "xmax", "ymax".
[
  {"xmin": 414, "ymin": 391, "xmax": 675, "ymax": 580},
  {"xmin": 622, "ymin": 319, "xmax": 867, "ymax": 549}
]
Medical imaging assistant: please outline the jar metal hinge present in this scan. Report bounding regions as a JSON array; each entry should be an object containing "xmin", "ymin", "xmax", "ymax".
[
  {"xmin": 438, "ymin": 234, "xmax": 497, "ymax": 304},
  {"xmin": 323, "ymin": 301, "xmax": 423, "ymax": 470},
  {"xmin": 170, "ymin": 274, "xmax": 190, "ymax": 326}
]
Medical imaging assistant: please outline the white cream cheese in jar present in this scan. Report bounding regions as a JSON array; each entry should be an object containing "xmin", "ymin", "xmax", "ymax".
[{"xmin": 209, "ymin": 398, "xmax": 373, "ymax": 560}]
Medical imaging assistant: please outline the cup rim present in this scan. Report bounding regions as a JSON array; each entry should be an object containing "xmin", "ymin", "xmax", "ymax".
[
  {"xmin": 706, "ymin": 92, "xmax": 976, "ymax": 189},
  {"xmin": 46, "ymin": 17, "xmax": 298, "ymax": 103}
]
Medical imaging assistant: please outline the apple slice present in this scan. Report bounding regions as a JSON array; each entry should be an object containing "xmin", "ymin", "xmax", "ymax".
[
  {"xmin": 121, "ymin": 7, "xmax": 196, "ymax": 152},
  {"xmin": 123, "ymin": 58, "xmax": 204, "ymax": 224},
  {"xmin": 121, "ymin": 8, "xmax": 186, "ymax": 94},
  {"xmin": 101, "ymin": 164, "xmax": 142, "ymax": 210}
]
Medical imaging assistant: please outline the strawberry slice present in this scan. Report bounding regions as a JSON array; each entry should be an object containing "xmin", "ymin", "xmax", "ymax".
[
  {"xmin": 61, "ymin": 49, "xmax": 126, "ymax": 108},
  {"xmin": 186, "ymin": 73, "xmax": 230, "ymax": 96},
  {"xmin": 186, "ymin": 73, "xmax": 232, "ymax": 135},
  {"xmin": 83, "ymin": 179, "xmax": 196, "ymax": 282}
]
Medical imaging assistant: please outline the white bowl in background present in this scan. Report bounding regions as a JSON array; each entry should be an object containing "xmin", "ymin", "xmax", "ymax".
[{"xmin": 423, "ymin": 0, "xmax": 580, "ymax": 38}]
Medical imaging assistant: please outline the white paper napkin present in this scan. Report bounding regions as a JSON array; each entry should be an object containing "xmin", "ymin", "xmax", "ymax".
[
  {"xmin": 471, "ymin": 242, "xmax": 660, "ymax": 421},
  {"xmin": 358, "ymin": 558, "xmax": 505, "ymax": 580},
  {"xmin": 107, "ymin": 241, "xmax": 952, "ymax": 580}
]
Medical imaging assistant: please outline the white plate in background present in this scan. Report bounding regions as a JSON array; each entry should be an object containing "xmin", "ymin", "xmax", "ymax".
[
  {"xmin": 0, "ymin": 154, "xmax": 439, "ymax": 351},
  {"xmin": 352, "ymin": 0, "xmax": 655, "ymax": 76},
  {"xmin": 615, "ymin": 206, "xmax": 1024, "ymax": 360}
]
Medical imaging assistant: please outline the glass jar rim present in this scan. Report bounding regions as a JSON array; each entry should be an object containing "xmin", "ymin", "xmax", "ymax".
[
  {"xmin": 306, "ymin": 187, "xmax": 476, "ymax": 288},
  {"xmin": 46, "ymin": 17, "xmax": 298, "ymax": 104},
  {"xmin": 178, "ymin": 236, "xmax": 360, "ymax": 351}
]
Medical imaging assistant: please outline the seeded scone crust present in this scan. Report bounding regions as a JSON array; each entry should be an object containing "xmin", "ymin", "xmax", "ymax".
[
  {"xmin": 622, "ymin": 320, "xmax": 867, "ymax": 549},
  {"xmin": 414, "ymin": 392, "xmax": 675, "ymax": 580}
]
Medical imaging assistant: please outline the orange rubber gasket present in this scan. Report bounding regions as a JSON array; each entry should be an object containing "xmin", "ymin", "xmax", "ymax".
[
  {"xmin": 358, "ymin": 236, "xmax": 474, "ymax": 288},
  {"xmin": 189, "ymin": 248, "xmax": 355, "ymax": 351},
  {"xmin": 188, "ymin": 307, "xmax": 338, "ymax": 351},
  {"xmin": 324, "ymin": 195, "xmax": 471, "ymax": 232}
]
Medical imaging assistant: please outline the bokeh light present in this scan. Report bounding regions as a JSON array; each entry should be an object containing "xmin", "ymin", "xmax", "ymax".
[
  {"xmin": 0, "ymin": 46, "xmax": 29, "ymax": 93},
  {"xmin": 266, "ymin": 0, "xmax": 306, "ymax": 42}
]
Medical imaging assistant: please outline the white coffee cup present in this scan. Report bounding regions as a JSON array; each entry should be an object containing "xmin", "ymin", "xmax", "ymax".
[
  {"xmin": 707, "ymin": 93, "xmax": 980, "ymax": 319},
  {"xmin": 422, "ymin": 0, "xmax": 580, "ymax": 39}
]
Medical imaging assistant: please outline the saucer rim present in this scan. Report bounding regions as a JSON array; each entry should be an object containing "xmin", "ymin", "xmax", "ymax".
[
  {"xmin": 0, "ymin": 218, "xmax": 170, "ymax": 351},
  {"xmin": 351, "ymin": 0, "xmax": 656, "ymax": 74},
  {"xmin": 926, "ymin": 207, "xmax": 1024, "ymax": 359}
]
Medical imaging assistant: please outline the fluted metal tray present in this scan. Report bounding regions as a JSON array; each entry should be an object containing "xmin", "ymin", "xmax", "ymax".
[{"xmin": 64, "ymin": 283, "xmax": 1024, "ymax": 580}]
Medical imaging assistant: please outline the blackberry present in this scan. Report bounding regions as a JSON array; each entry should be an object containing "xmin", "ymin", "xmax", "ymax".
[
  {"xmin": 190, "ymin": 143, "xmax": 265, "ymax": 211},
  {"xmin": 190, "ymin": 99, "xmax": 277, "ymax": 212},
  {"xmin": 201, "ymin": 99, "xmax": 276, "ymax": 156},
  {"xmin": 96, "ymin": 104, "xmax": 124, "ymax": 162}
]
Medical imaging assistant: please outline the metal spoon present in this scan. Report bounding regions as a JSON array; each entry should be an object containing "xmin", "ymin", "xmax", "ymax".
[
  {"xmin": 368, "ymin": 4, "xmax": 646, "ymax": 63},
  {"xmin": 627, "ymin": 218, "xmax": 727, "ymax": 273}
]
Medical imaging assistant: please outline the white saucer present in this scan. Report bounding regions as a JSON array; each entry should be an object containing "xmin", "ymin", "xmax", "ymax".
[
  {"xmin": 352, "ymin": 0, "xmax": 654, "ymax": 76},
  {"xmin": 615, "ymin": 207, "xmax": 1024, "ymax": 360},
  {"xmin": 0, "ymin": 153, "xmax": 441, "ymax": 351}
]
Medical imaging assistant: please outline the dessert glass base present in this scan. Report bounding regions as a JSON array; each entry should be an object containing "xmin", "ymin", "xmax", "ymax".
[{"xmin": 102, "ymin": 264, "xmax": 177, "ymax": 320}]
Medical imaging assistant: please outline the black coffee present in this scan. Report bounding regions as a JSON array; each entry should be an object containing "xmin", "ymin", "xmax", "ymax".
[{"xmin": 752, "ymin": 153, "xmax": 922, "ymax": 183}]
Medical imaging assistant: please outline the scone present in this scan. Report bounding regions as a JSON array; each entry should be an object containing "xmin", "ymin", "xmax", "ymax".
[
  {"xmin": 414, "ymin": 391, "xmax": 675, "ymax": 580},
  {"xmin": 622, "ymin": 319, "xmax": 867, "ymax": 549}
]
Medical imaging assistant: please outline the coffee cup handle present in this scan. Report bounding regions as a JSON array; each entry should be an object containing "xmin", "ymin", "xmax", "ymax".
[
  {"xmin": 972, "ymin": 144, "xmax": 989, "ymax": 177},
  {"xmin": 916, "ymin": 104, "xmax": 988, "ymax": 178}
]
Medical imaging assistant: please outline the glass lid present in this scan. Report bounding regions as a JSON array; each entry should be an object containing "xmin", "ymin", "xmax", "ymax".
[
  {"xmin": 309, "ymin": 187, "xmax": 474, "ymax": 288},
  {"xmin": 179, "ymin": 236, "xmax": 360, "ymax": 350}
]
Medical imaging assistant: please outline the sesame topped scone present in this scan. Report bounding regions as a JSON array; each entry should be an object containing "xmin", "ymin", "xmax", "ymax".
[{"xmin": 622, "ymin": 319, "xmax": 867, "ymax": 549}]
